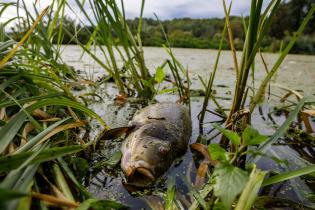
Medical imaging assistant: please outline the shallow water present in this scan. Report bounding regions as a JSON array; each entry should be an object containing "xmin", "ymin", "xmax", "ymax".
[
  {"xmin": 62, "ymin": 45, "xmax": 315, "ymax": 102},
  {"xmin": 61, "ymin": 46, "xmax": 315, "ymax": 209}
]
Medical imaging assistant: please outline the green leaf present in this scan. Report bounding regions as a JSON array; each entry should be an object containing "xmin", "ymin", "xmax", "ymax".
[
  {"xmin": 212, "ymin": 124, "xmax": 240, "ymax": 146},
  {"xmin": 53, "ymin": 163, "xmax": 75, "ymax": 202},
  {"xmin": 235, "ymin": 167, "xmax": 265, "ymax": 210},
  {"xmin": 249, "ymin": 135, "xmax": 268, "ymax": 146},
  {"xmin": 165, "ymin": 177, "xmax": 176, "ymax": 210},
  {"xmin": 141, "ymin": 79, "xmax": 155, "ymax": 93},
  {"xmin": 0, "ymin": 145, "xmax": 86, "ymax": 172},
  {"xmin": 213, "ymin": 162, "xmax": 249, "ymax": 209},
  {"xmin": 208, "ymin": 144, "xmax": 227, "ymax": 161},
  {"xmin": 155, "ymin": 67, "xmax": 165, "ymax": 83},
  {"xmin": 75, "ymin": 198, "xmax": 127, "ymax": 210},
  {"xmin": 159, "ymin": 87, "xmax": 178, "ymax": 94},
  {"xmin": 242, "ymin": 126, "xmax": 268, "ymax": 146}
]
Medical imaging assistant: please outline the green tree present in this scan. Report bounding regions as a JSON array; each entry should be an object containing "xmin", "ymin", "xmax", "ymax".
[{"xmin": 287, "ymin": 0, "xmax": 315, "ymax": 33}]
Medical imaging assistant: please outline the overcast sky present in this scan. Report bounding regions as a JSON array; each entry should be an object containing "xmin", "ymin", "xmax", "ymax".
[
  {"xmin": 123, "ymin": 0, "xmax": 271, "ymax": 19},
  {"xmin": 1, "ymin": 0, "xmax": 272, "ymax": 26}
]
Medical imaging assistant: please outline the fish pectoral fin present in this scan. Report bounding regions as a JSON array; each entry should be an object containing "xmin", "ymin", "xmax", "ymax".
[{"xmin": 99, "ymin": 125, "xmax": 136, "ymax": 140}]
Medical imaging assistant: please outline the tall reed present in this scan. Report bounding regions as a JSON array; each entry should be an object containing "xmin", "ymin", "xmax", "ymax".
[{"xmin": 220, "ymin": 0, "xmax": 315, "ymax": 145}]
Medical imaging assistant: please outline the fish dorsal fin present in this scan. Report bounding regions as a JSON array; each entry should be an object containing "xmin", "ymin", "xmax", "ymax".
[{"xmin": 100, "ymin": 125, "xmax": 136, "ymax": 140}]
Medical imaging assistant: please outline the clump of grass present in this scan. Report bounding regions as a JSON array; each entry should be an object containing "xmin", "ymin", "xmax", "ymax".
[
  {"xmin": 223, "ymin": 0, "xmax": 281, "ymax": 133},
  {"xmin": 0, "ymin": 2, "xmax": 125, "ymax": 209},
  {"xmin": 72, "ymin": 0, "xmax": 156, "ymax": 100},
  {"xmin": 216, "ymin": 0, "xmax": 315, "ymax": 146}
]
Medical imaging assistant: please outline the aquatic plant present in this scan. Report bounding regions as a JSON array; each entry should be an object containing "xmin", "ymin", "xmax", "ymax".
[
  {"xmin": 189, "ymin": 0, "xmax": 315, "ymax": 209},
  {"xmin": 197, "ymin": 0, "xmax": 315, "ymax": 142},
  {"xmin": 178, "ymin": 98, "xmax": 314, "ymax": 209}
]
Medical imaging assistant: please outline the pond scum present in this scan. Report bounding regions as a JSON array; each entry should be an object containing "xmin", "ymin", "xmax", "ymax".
[{"xmin": 0, "ymin": 0, "xmax": 315, "ymax": 209}]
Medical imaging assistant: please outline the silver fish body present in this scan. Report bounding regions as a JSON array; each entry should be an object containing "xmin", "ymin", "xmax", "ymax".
[{"xmin": 121, "ymin": 103, "xmax": 192, "ymax": 187}]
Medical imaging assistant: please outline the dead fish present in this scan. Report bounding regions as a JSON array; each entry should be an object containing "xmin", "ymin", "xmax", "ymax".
[{"xmin": 118, "ymin": 103, "xmax": 192, "ymax": 187}]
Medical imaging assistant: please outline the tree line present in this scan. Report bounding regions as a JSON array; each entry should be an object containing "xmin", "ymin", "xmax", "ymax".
[{"xmin": 7, "ymin": 0, "xmax": 315, "ymax": 54}]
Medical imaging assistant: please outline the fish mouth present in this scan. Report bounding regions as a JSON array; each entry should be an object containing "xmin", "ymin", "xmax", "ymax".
[{"xmin": 125, "ymin": 165, "xmax": 155, "ymax": 186}]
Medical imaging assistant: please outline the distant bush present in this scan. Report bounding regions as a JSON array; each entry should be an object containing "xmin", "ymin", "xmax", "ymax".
[{"xmin": 287, "ymin": 35, "xmax": 315, "ymax": 55}]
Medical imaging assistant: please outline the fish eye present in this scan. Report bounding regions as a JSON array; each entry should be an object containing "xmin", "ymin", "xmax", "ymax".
[{"xmin": 158, "ymin": 145, "xmax": 169, "ymax": 155}]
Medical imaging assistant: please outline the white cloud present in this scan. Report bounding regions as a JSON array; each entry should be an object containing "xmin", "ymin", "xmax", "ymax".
[
  {"xmin": 1, "ymin": 0, "xmax": 272, "ymax": 28},
  {"xmin": 121, "ymin": 0, "xmax": 272, "ymax": 19}
]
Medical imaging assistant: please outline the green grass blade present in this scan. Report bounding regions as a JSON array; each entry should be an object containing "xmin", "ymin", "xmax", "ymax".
[
  {"xmin": 0, "ymin": 164, "xmax": 39, "ymax": 210},
  {"xmin": 262, "ymin": 165, "xmax": 315, "ymax": 187},
  {"xmin": 250, "ymin": 5, "xmax": 315, "ymax": 111},
  {"xmin": 53, "ymin": 163, "xmax": 75, "ymax": 202},
  {"xmin": 198, "ymin": 8, "xmax": 229, "ymax": 132},
  {"xmin": 0, "ymin": 188, "xmax": 28, "ymax": 202},
  {"xmin": 58, "ymin": 157, "xmax": 91, "ymax": 198},
  {"xmin": 249, "ymin": 98, "xmax": 307, "ymax": 163},
  {"xmin": 14, "ymin": 118, "xmax": 70, "ymax": 153},
  {"xmin": 0, "ymin": 145, "xmax": 86, "ymax": 172},
  {"xmin": 188, "ymin": 184, "xmax": 213, "ymax": 210},
  {"xmin": 47, "ymin": 0, "xmax": 65, "ymax": 39},
  {"xmin": 0, "ymin": 97, "xmax": 105, "ymax": 154},
  {"xmin": 75, "ymin": 198, "xmax": 128, "ymax": 210},
  {"xmin": 0, "ymin": 93, "xmax": 62, "ymax": 108},
  {"xmin": 28, "ymin": 98, "xmax": 108, "ymax": 128},
  {"xmin": 0, "ymin": 7, "xmax": 49, "ymax": 68},
  {"xmin": 184, "ymin": 178, "xmax": 209, "ymax": 210},
  {"xmin": 0, "ymin": 87, "xmax": 43, "ymax": 132},
  {"xmin": 0, "ymin": 40, "xmax": 16, "ymax": 52},
  {"xmin": 0, "ymin": 109, "xmax": 29, "ymax": 154}
]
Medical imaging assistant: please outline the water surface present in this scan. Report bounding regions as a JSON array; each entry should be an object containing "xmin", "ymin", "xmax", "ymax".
[{"xmin": 61, "ymin": 46, "xmax": 315, "ymax": 209}]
